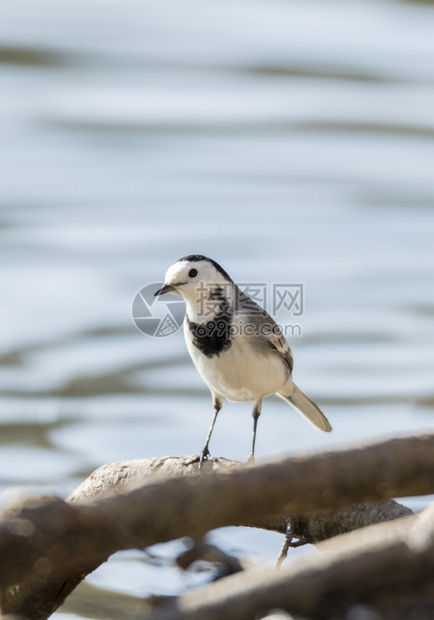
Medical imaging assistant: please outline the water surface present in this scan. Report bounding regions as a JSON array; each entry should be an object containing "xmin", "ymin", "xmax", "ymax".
[{"xmin": 1, "ymin": 0, "xmax": 434, "ymax": 615}]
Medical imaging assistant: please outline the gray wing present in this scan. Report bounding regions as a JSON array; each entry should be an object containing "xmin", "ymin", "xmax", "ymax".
[
  {"xmin": 264, "ymin": 326, "xmax": 294, "ymax": 374},
  {"xmin": 235, "ymin": 287, "xmax": 294, "ymax": 374}
]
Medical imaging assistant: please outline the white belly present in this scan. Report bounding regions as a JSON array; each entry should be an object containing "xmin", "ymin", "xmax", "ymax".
[{"xmin": 185, "ymin": 330, "xmax": 289, "ymax": 402}]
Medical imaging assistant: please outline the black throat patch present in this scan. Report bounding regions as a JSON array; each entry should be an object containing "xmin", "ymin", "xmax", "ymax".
[{"xmin": 186, "ymin": 286, "xmax": 233, "ymax": 358}]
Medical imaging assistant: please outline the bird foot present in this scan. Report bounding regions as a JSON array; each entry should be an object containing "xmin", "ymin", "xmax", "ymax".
[
  {"xmin": 199, "ymin": 448, "xmax": 212, "ymax": 470},
  {"xmin": 182, "ymin": 450, "xmax": 214, "ymax": 470},
  {"xmin": 182, "ymin": 456, "xmax": 201, "ymax": 467},
  {"xmin": 247, "ymin": 453, "xmax": 256, "ymax": 465}
]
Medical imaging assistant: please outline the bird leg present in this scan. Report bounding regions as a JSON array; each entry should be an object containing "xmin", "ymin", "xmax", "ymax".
[
  {"xmin": 199, "ymin": 396, "xmax": 222, "ymax": 469},
  {"xmin": 248, "ymin": 400, "xmax": 262, "ymax": 464}
]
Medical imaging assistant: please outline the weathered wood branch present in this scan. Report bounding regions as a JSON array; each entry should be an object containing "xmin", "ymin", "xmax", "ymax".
[
  {"xmin": 1, "ymin": 433, "xmax": 433, "ymax": 619},
  {"xmin": 153, "ymin": 503, "xmax": 434, "ymax": 620}
]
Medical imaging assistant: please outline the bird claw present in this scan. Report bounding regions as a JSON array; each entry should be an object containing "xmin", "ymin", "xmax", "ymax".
[
  {"xmin": 182, "ymin": 456, "xmax": 201, "ymax": 467},
  {"xmin": 247, "ymin": 453, "xmax": 256, "ymax": 465},
  {"xmin": 182, "ymin": 451, "xmax": 220, "ymax": 470},
  {"xmin": 199, "ymin": 449, "xmax": 212, "ymax": 470}
]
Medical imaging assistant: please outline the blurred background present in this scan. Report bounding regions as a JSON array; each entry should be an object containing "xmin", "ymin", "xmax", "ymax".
[{"xmin": 1, "ymin": 0, "xmax": 434, "ymax": 616}]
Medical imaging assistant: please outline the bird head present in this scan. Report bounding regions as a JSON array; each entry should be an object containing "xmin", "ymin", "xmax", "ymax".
[{"xmin": 154, "ymin": 255, "xmax": 233, "ymax": 314}]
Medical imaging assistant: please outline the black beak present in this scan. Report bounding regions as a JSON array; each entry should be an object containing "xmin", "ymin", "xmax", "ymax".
[{"xmin": 154, "ymin": 283, "xmax": 175, "ymax": 296}]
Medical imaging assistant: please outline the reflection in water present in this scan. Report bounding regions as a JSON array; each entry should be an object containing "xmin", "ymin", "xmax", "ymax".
[{"xmin": 0, "ymin": 0, "xmax": 434, "ymax": 615}]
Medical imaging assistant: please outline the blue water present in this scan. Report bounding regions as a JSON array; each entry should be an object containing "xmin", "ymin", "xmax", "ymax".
[{"xmin": 1, "ymin": 0, "xmax": 434, "ymax": 615}]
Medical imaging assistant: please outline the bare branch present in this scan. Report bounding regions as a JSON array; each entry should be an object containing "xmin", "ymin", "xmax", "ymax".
[
  {"xmin": 1, "ymin": 433, "xmax": 432, "ymax": 618},
  {"xmin": 152, "ymin": 504, "xmax": 434, "ymax": 620}
]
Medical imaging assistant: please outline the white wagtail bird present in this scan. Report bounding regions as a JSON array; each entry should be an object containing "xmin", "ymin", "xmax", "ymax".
[{"xmin": 155, "ymin": 255, "xmax": 332, "ymax": 464}]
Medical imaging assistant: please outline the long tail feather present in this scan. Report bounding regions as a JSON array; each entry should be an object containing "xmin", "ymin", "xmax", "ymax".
[{"xmin": 277, "ymin": 384, "xmax": 332, "ymax": 432}]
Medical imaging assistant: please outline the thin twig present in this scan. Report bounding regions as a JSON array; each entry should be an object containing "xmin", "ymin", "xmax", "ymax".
[{"xmin": 275, "ymin": 518, "xmax": 296, "ymax": 569}]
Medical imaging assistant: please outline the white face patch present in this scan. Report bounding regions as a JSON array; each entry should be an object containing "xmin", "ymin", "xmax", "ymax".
[
  {"xmin": 165, "ymin": 261, "xmax": 188, "ymax": 287},
  {"xmin": 165, "ymin": 260, "xmax": 221, "ymax": 287}
]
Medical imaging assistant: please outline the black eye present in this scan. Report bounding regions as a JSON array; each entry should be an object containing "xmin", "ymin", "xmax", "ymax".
[{"xmin": 188, "ymin": 268, "xmax": 198, "ymax": 278}]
